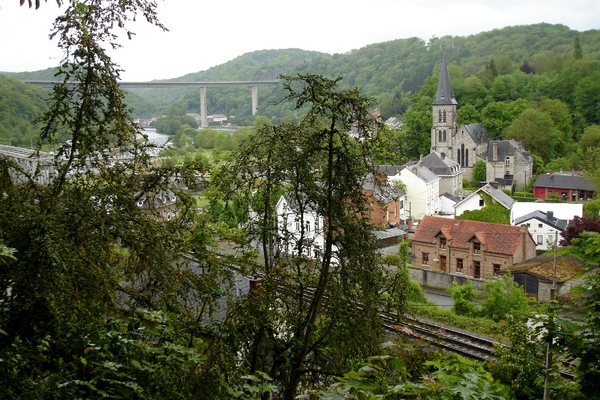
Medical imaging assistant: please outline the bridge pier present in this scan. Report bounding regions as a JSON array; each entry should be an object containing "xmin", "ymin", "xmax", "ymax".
[
  {"xmin": 200, "ymin": 86, "xmax": 208, "ymax": 128},
  {"xmin": 251, "ymin": 86, "xmax": 258, "ymax": 116}
]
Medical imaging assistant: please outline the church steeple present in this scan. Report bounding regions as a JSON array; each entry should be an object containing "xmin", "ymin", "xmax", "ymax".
[
  {"xmin": 431, "ymin": 51, "xmax": 457, "ymax": 156},
  {"xmin": 433, "ymin": 51, "xmax": 457, "ymax": 106}
]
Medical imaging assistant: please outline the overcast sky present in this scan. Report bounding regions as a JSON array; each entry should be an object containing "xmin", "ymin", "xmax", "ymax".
[{"xmin": 1, "ymin": 0, "xmax": 598, "ymax": 81}]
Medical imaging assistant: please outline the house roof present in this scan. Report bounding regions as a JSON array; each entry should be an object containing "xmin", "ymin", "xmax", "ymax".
[
  {"xmin": 401, "ymin": 162, "xmax": 440, "ymax": 184},
  {"xmin": 514, "ymin": 210, "xmax": 569, "ymax": 231},
  {"xmin": 454, "ymin": 182, "xmax": 516, "ymax": 210},
  {"xmin": 412, "ymin": 215, "xmax": 532, "ymax": 256},
  {"xmin": 432, "ymin": 52, "xmax": 457, "ymax": 106},
  {"xmin": 534, "ymin": 172, "xmax": 595, "ymax": 191},
  {"xmin": 461, "ymin": 123, "xmax": 490, "ymax": 146},
  {"xmin": 422, "ymin": 151, "xmax": 462, "ymax": 176},
  {"xmin": 377, "ymin": 164, "xmax": 404, "ymax": 177},
  {"xmin": 483, "ymin": 139, "xmax": 532, "ymax": 162},
  {"xmin": 506, "ymin": 255, "xmax": 595, "ymax": 283}
]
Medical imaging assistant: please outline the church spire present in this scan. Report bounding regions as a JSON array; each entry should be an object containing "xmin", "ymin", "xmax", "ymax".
[{"xmin": 433, "ymin": 51, "xmax": 457, "ymax": 105}]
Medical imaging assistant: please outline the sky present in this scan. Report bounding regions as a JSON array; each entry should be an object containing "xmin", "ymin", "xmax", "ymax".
[{"xmin": 1, "ymin": 0, "xmax": 599, "ymax": 81}]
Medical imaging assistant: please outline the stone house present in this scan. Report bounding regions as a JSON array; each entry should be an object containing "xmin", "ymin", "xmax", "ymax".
[
  {"xmin": 484, "ymin": 140, "xmax": 533, "ymax": 191},
  {"xmin": 411, "ymin": 215, "xmax": 537, "ymax": 279}
]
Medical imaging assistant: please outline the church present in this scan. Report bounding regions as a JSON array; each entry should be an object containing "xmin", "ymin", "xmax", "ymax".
[{"xmin": 430, "ymin": 53, "xmax": 533, "ymax": 190}]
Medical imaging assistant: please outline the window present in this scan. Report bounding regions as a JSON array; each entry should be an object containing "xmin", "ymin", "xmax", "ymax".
[
  {"xmin": 505, "ymin": 157, "xmax": 511, "ymax": 166},
  {"xmin": 479, "ymin": 198, "xmax": 485, "ymax": 207},
  {"xmin": 443, "ymin": 130, "xmax": 447, "ymax": 141},
  {"xmin": 474, "ymin": 261, "xmax": 481, "ymax": 279},
  {"xmin": 456, "ymin": 258, "xmax": 463, "ymax": 272},
  {"xmin": 438, "ymin": 110, "xmax": 442, "ymax": 123},
  {"xmin": 493, "ymin": 264, "xmax": 501, "ymax": 275},
  {"xmin": 315, "ymin": 218, "xmax": 319, "ymax": 231},
  {"xmin": 443, "ymin": 110, "xmax": 447, "ymax": 123},
  {"xmin": 439, "ymin": 237, "xmax": 447, "ymax": 249},
  {"xmin": 538, "ymin": 223, "xmax": 543, "ymax": 228},
  {"xmin": 295, "ymin": 220, "xmax": 301, "ymax": 231},
  {"xmin": 422, "ymin": 253, "xmax": 429, "ymax": 265},
  {"xmin": 438, "ymin": 130, "xmax": 443, "ymax": 141},
  {"xmin": 473, "ymin": 242, "xmax": 481, "ymax": 254},
  {"xmin": 306, "ymin": 221, "xmax": 311, "ymax": 232},
  {"xmin": 537, "ymin": 235, "xmax": 543, "ymax": 245}
]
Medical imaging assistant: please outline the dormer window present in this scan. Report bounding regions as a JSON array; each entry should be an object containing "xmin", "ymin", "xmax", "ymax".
[
  {"xmin": 473, "ymin": 242, "xmax": 481, "ymax": 254},
  {"xmin": 439, "ymin": 237, "xmax": 447, "ymax": 249}
]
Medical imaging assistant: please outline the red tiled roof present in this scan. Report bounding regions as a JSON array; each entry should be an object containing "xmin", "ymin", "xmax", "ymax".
[{"xmin": 412, "ymin": 216, "xmax": 530, "ymax": 256}]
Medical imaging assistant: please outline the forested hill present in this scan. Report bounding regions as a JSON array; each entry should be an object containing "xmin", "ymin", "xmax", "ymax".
[
  {"xmin": 1, "ymin": 23, "xmax": 600, "ymax": 144},
  {"xmin": 127, "ymin": 23, "xmax": 600, "ymax": 120}
]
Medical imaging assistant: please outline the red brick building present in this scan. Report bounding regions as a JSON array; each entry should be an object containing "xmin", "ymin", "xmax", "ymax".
[{"xmin": 411, "ymin": 216, "xmax": 537, "ymax": 279}]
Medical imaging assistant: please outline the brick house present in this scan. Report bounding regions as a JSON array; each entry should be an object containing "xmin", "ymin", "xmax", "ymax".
[{"xmin": 411, "ymin": 215, "xmax": 537, "ymax": 279}]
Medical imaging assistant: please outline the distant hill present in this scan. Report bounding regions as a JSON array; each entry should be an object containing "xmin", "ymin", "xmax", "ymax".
[{"xmin": 1, "ymin": 23, "xmax": 600, "ymax": 137}]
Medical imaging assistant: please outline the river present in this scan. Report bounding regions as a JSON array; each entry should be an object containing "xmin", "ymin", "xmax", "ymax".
[{"xmin": 141, "ymin": 128, "xmax": 171, "ymax": 146}]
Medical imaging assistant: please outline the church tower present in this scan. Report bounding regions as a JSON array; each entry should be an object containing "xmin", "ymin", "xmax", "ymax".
[{"xmin": 431, "ymin": 52, "xmax": 457, "ymax": 157}]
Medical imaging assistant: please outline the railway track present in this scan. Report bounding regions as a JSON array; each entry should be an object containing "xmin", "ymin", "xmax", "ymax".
[{"xmin": 380, "ymin": 312, "xmax": 497, "ymax": 361}]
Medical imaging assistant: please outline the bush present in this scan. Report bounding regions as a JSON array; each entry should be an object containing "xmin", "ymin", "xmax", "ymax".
[{"xmin": 448, "ymin": 280, "xmax": 479, "ymax": 317}]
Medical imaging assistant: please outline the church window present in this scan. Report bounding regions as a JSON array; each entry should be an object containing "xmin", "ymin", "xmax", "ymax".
[
  {"xmin": 465, "ymin": 149, "xmax": 469, "ymax": 167},
  {"xmin": 442, "ymin": 110, "xmax": 447, "ymax": 122},
  {"xmin": 443, "ymin": 130, "xmax": 447, "ymax": 141},
  {"xmin": 438, "ymin": 130, "xmax": 442, "ymax": 142},
  {"xmin": 438, "ymin": 110, "xmax": 442, "ymax": 123}
]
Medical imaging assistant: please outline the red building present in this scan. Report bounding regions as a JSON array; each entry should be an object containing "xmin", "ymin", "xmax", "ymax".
[{"xmin": 533, "ymin": 172, "xmax": 595, "ymax": 201}]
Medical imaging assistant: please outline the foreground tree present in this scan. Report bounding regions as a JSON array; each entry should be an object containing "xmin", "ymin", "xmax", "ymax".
[
  {"xmin": 212, "ymin": 74, "xmax": 408, "ymax": 399},
  {"xmin": 0, "ymin": 1, "xmax": 220, "ymax": 396}
]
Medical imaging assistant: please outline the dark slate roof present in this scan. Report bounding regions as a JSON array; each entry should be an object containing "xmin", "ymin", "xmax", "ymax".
[
  {"xmin": 412, "ymin": 215, "xmax": 531, "ymax": 256},
  {"xmin": 432, "ymin": 52, "xmax": 457, "ymax": 106},
  {"xmin": 422, "ymin": 151, "xmax": 461, "ymax": 176},
  {"xmin": 514, "ymin": 210, "xmax": 569, "ymax": 231},
  {"xmin": 377, "ymin": 165, "xmax": 404, "ymax": 177},
  {"xmin": 483, "ymin": 139, "xmax": 532, "ymax": 162},
  {"xmin": 534, "ymin": 172, "xmax": 595, "ymax": 191},
  {"xmin": 462, "ymin": 123, "xmax": 490, "ymax": 146}
]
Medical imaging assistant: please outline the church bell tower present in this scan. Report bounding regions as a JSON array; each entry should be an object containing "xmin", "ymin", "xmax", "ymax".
[{"xmin": 431, "ymin": 51, "xmax": 457, "ymax": 156}]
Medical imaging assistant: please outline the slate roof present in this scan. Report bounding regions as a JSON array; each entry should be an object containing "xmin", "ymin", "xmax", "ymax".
[
  {"xmin": 462, "ymin": 123, "xmax": 490, "ymax": 146},
  {"xmin": 377, "ymin": 165, "xmax": 404, "ymax": 178},
  {"xmin": 432, "ymin": 52, "xmax": 457, "ymax": 106},
  {"xmin": 422, "ymin": 151, "xmax": 461, "ymax": 176},
  {"xmin": 534, "ymin": 172, "xmax": 595, "ymax": 191},
  {"xmin": 484, "ymin": 139, "xmax": 532, "ymax": 162},
  {"xmin": 412, "ymin": 215, "xmax": 531, "ymax": 256},
  {"xmin": 507, "ymin": 255, "xmax": 595, "ymax": 283},
  {"xmin": 514, "ymin": 210, "xmax": 568, "ymax": 231},
  {"xmin": 402, "ymin": 162, "xmax": 440, "ymax": 183}
]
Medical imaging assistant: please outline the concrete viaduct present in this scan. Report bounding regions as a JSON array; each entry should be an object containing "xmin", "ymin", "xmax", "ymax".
[{"xmin": 25, "ymin": 80, "xmax": 280, "ymax": 128}]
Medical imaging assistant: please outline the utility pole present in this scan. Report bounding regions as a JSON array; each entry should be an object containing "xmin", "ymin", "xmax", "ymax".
[{"xmin": 543, "ymin": 231, "xmax": 558, "ymax": 400}]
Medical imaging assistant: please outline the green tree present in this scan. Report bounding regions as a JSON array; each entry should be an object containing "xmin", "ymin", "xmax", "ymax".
[
  {"xmin": 472, "ymin": 159, "xmax": 487, "ymax": 186},
  {"xmin": 213, "ymin": 74, "xmax": 408, "ymax": 399},
  {"xmin": 0, "ymin": 1, "xmax": 220, "ymax": 395},
  {"xmin": 504, "ymin": 108, "xmax": 565, "ymax": 162},
  {"xmin": 480, "ymin": 273, "xmax": 529, "ymax": 322},
  {"xmin": 448, "ymin": 280, "xmax": 478, "ymax": 317}
]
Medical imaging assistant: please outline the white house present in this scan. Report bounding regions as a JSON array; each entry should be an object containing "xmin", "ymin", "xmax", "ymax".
[
  {"xmin": 510, "ymin": 202, "xmax": 583, "ymax": 225},
  {"xmin": 275, "ymin": 195, "xmax": 329, "ymax": 261},
  {"xmin": 514, "ymin": 210, "xmax": 568, "ymax": 251},
  {"xmin": 389, "ymin": 163, "xmax": 440, "ymax": 221},
  {"xmin": 454, "ymin": 182, "xmax": 516, "ymax": 217}
]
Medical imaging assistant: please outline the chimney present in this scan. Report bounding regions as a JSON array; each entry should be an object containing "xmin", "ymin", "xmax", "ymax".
[
  {"xmin": 440, "ymin": 152, "xmax": 446, "ymax": 159},
  {"xmin": 412, "ymin": 167, "xmax": 418, "ymax": 175},
  {"xmin": 493, "ymin": 142, "xmax": 498, "ymax": 161},
  {"xmin": 407, "ymin": 218, "xmax": 413, "ymax": 231},
  {"xmin": 519, "ymin": 224, "xmax": 529, "ymax": 233},
  {"xmin": 547, "ymin": 211, "xmax": 554, "ymax": 221},
  {"xmin": 549, "ymin": 172, "xmax": 553, "ymax": 179}
]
